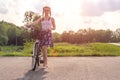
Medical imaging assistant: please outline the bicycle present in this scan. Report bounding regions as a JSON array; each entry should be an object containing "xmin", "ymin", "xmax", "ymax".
[
  {"xmin": 31, "ymin": 30, "xmax": 50, "ymax": 71},
  {"xmin": 31, "ymin": 39, "xmax": 43, "ymax": 71}
]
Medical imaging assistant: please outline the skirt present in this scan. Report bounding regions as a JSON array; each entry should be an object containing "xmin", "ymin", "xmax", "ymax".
[{"xmin": 39, "ymin": 30, "xmax": 53, "ymax": 48}]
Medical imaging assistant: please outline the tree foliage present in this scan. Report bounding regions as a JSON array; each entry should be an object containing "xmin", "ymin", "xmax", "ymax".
[
  {"xmin": 0, "ymin": 21, "xmax": 30, "ymax": 46},
  {"xmin": 61, "ymin": 28, "xmax": 119, "ymax": 44},
  {"xmin": 0, "ymin": 18, "xmax": 120, "ymax": 46}
]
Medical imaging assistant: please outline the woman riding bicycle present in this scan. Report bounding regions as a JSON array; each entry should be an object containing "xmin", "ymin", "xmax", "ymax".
[{"xmin": 26, "ymin": 6, "xmax": 56, "ymax": 68}]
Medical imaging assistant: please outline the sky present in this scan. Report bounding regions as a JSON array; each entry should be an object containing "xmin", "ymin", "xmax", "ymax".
[{"xmin": 0, "ymin": 0, "xmax": 120, "ymax": 33}]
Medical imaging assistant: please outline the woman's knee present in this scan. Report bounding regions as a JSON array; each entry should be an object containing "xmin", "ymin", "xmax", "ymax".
[{"xmin": 42, "ymin": 46, "xmax": 48, "ymax": 53}]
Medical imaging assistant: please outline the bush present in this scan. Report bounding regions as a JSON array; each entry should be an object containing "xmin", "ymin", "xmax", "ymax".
[{"xmin": 22, "ymin": 41, "xmax": 34, "ymax": 54}]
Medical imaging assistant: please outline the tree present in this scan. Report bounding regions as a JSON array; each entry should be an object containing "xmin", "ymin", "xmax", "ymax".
[
  {"xmin": 0, "ymin": 24, "xmax": 8, "ymax": 45},
  {"xmin": 61, "ymin": 31, "xmax": 69, "ymax": 42},
  {"xmin": 53, "ymin": 32, "xmax": 61, "ymax": 42},
  {"xmin": 112, "ymin": 28, "xmax": 120, "ymax": 42},
  {"xmin": 7, "ymin": 27, "xmax": 16, "ymax": 45},
  {"xmin": 104, "ymin": 29, "xmax": 113, "ymax": 42},
  {"xmin": 23, "ymin": 11, "xmax": 35, "ymax": 24}
]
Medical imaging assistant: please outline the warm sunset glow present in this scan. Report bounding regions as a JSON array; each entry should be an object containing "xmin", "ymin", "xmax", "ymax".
[
  {"xmin": 0, "ymin": 0, "xmax": 120, "ymax": 33},
  {"xmin": 92, "ymin": 0, "xmax": 100, "ymax": 4},
  {"xmin": 50, "ymin": 0, "xmax": 82, "ymax": 14}
]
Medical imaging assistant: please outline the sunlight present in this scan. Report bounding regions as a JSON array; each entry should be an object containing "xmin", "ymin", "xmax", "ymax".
[
  {"xmin": 50, "ymin": 0, "xmax": 82, "ymax": 16},
  {"xmin": 91, "ymin": 0, "xmax": 100, "ymax": 4},
  {"xmin": 49, "ymin": 0, "xmax": 83, "ymax": 32},
  {"xmin": 0, "ymin": 0, "xmax": 120, "ymax": 33},
  {"xmin": 88, "ymin": 0, "xmax": 100, "ymax": 4},
  {"xmin": 102, "ymin": 12, "xmax": 120, "ymax": 25}
]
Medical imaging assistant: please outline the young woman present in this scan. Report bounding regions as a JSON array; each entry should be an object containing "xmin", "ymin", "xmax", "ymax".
[{"xmin": 26, "ymin": 6, "xmax": 56, "ymax": 68}]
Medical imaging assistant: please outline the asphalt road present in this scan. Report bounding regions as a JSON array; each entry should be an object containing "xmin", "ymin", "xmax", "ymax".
[{"xmin": 0, "ymin": 57, "xmax": 120, "ymax": 80}]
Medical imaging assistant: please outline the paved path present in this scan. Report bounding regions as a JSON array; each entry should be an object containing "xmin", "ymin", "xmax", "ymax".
[
  {"xmin": 0, "ymin": 57, "xmax": 120, "ymax": 80},
  {"xmin": 109, "ymin": 43, "xmax": 120, "ymax": 46}
]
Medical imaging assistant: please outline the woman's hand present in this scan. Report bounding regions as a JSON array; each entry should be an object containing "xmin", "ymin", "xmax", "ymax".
[
  {"xmin": 25, "ymin": 24, "xmax": 32, "ymax": 28},
  {"xmin": 51, "ymin": 27, "xmax": 55, "ymax": 30},
  {"xmin": 48, "ymin": 27, "xmax": 55, "ymax": 31}
]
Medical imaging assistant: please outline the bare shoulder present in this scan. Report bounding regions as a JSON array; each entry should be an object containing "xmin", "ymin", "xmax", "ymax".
[{"xmin": 51, "ymin": 17, "xmax": 55, "ymax": 21}]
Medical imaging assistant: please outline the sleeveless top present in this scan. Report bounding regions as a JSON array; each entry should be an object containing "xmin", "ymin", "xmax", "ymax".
[
  {"xmin": 39, "ymin": 17, "xmax": 53, "ymax": 47},
  {"xmin": 41, "ymin": 17, "xmax": 52, "ymax": 31}
]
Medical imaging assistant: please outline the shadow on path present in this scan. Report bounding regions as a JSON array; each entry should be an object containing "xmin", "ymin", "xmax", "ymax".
[{"xmin": 16, "ymin": 68, "xmax": 48, "ymax": 80}]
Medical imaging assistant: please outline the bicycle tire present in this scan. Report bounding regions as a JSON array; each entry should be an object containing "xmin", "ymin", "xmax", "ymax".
[
  {"xmin": 32, "ymin": 56, "xmax": 39, "ymax": 71},
  {"xmin": 32, "ymin": 57, "xmax": 37, "ymax": 71},
  {"xmin": 31, "ymin": 43, "xmax": 40, "ymax": 71}
]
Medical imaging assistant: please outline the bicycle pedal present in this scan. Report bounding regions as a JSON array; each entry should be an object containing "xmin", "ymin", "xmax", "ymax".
[{"xmin": 40, "ymin": 60, "xmax": 44, "ymax": 63}]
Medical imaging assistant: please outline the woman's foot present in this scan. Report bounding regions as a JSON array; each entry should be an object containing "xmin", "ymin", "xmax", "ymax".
[{"xmin": 43, "ymin": 65, "xmax": 48, "ymax": 69}]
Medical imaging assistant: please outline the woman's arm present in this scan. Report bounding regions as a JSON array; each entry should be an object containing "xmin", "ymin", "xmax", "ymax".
[
  {"xmin": 51, "ymin": 17, "xmax": 56, "ymax": 30},
  {"xmin": 26, "ymin": 18, "xmax": 41, "ymax": 28}
]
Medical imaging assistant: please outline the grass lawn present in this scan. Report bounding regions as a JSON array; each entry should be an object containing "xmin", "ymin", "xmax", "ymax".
[{"xmin": 0, "ymin": 42, "xmax": 120, "ymax": 57}]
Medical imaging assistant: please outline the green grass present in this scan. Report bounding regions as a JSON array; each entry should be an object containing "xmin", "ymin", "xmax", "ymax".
[
  {"xmin": 0, "ymin": 42, "xmax": 120, "ymax": 57},
  {"xmin": 48, "ymin": 43, "xmax": 120, "ymax": 56},
  {"xmin": 0, "ymin": 52, "xmax": 31, "ymax": 57},
  {"xmin": 0, "ymin": 46, "xmax": 31, "ymax": 56}
]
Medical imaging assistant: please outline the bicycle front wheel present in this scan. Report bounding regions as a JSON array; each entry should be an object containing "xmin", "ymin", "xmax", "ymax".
[{"xmin": 31, "ymin": 43, "xmax": 40, "ymax": 71}]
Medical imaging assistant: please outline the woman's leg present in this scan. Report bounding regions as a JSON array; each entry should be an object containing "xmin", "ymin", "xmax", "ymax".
[{"xmin": 42, "ymin": 45, "xmax": 48, "ymax": 67}]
